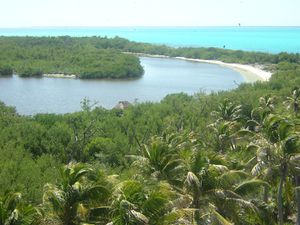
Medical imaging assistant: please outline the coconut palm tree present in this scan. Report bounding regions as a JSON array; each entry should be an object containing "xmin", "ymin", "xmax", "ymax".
[
  {"xmin": 284, "ymin": 87, "xmax": 300, "ymax": 117},
  {"xmin": 209, "ymin": 99, "xmax": 244, "ymax": 153},
  {"xmin": 42, "ymin": 162, "xmax": 111, "ymax": 225},
  {"xmin": 245, "ymin": 114, "xmax": 300, "ymax": 225},
  {"xmin": 127, "ymin": 135, "xmax": 186, "ymax": 187},
  {"xmin": 245, "ymin": 95, "xmax": 276, "ymax": 134},
  {"xmin": 211, "ymin": 98, "xmax": 243, "ymax": 123},
  {"xmin": 208, "ymin": 121, "xmax": 239, "ymax": 153},
  {"xmin": 184, "ymin": 166, "xmax": 269, "ymax": 224},
  {"xmin": 259, "ymin": 96, "xmax": 276, "ymax": 115},
  {"xmin": 0, "ymin": 192, "xmax": 38, "ymax": 225},
  {"xmin": 263, "ymin": 115, "xmax": 299, "ymax": 225},
  {"xmin": 183, "ymin": 149, "xmax": 269, "ymax": 225},
  {"xmin": 291, "ymin": 155, "xmax": 300, "ymax": 225},
  {"xmin": 109, "ymin": 179, "xmax": 187, "ymax": 225}
]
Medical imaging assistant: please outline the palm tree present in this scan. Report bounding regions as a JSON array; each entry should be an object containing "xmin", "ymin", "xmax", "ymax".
[
  {"xmin": 263, "ymin": 115, "xmax": 300, "ymax": 225},
  {"xmin": 183, "ymin": 149, "xmax": 268, "ymax": 224},
  {"xmin": 284, "ymin": 87, "xmax": 300, "ymax": 117},
  {"xmin": 0, "ymin": 192, "xmax": 38, "ymax": 225},
  {"xmin": 211, "ymin": 98, "xmax": 243, "ymax": 123},
  {"xmin": 291, "ymin": 155, "xmax": 300, "ymax": 225},
  {"xmin": 259, "ymin": 96, "xmax": 276, "ymax": 115},
  {"xmin": 245, "ymin": 95, "xmax": 276, "ymax": 135},
  {"xmin": 42, "ymin": 163, "xmax": 111, "ymax": 225},
  {"xmin": 208, "ymin": 120, "xmax": 239, "ymax": 153},
  {"xmin": 127, "ymin": 135, "xmax": 185, "ymax": 187},
  {"xmin": 209, "ymin": 99, "xmax": 244, "ymax": 153},
  {"xmin": 109, "ymin": 180, "xmax": 149, "ymax": 225},
  {"xmin": 185, "ymin": 167, "xmax": 269, "ymax": 224},
  {"xmin": 109, "ymin": 179, "xmax": 184, "ymax": 225},
  {"xmin": 246, "ymin": 114, "xmax": 300, "ymax": 225}
]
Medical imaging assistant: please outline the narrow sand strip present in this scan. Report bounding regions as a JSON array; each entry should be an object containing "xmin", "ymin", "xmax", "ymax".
[
  {"xmin": 174, "ymin": 57, "xmax": 272, "ymax": 82},
  {"xmin": 43, "ymin": 74, "xmax": 77, "ymax": 79}
]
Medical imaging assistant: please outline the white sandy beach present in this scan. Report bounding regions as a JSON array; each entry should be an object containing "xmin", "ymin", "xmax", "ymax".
[{"xmin": 174, "ymin": 57, "xmax": 272, "ymax": 82}]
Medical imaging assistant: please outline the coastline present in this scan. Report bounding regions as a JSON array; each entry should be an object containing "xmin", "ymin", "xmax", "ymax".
[
  {"xmin": 131, "ymin": 53, "xmax": 272, "ymax": 82},
  {"xmin": 175, "ymin": 57, "xmax": 272, "ymax": 82},
  {"xmin": 43, "ymin": 74, "xmax": 77, "ymax": 79}
]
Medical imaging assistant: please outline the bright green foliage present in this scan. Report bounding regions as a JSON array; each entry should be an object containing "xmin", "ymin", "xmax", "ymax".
[
  {"xmin": 0, "ymin": 146, "xmax": 60, "ymax": 203},
  {"xmin": 0, "ymin": 37, "xmax": 144, "ymax": 78},
  {"xmin": 84, "ymin": 137, "xmax": 118, "ymax": 165}
]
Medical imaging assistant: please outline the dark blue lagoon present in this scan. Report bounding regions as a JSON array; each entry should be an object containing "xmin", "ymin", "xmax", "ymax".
[{"xmin": 0, "ymin": 57, "xmax": 245, "ymax": 115}]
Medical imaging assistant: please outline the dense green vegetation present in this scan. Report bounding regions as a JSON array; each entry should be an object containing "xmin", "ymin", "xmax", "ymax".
[
  {"xmin": 0, "ymin": 36, "xmax": 144, "ymax": 78},
  {"xmin": 1, "ymin": 39, "xmax": 300, "ymax": 224}
]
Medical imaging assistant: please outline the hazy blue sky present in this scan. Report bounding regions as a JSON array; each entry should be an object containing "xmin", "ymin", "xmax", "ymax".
[{"xmin": 1, "ymin": 0, "xmax": 299, "ymax": 27}]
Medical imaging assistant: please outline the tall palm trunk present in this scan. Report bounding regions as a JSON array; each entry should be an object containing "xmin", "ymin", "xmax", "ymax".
[
  {"xmin": 278, "ymin": 163, "xmax": 287, "ymax": 225},
  {"xmin": 263, "ymin": 185, "xmax": 269, "ymax": 203},
  {"xmin": 296, "ymin": 175, "xmax": 300, "ymax": 225},
  {"xmin": 193, "ymin": 191, "xmax": 201, "ymax": 225},
  {"xmin": 293, "ymin": 102, "xmax": 299, "ymax": 117}
]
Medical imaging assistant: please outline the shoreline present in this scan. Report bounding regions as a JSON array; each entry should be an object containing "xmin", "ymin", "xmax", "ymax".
[
  {"xmin": 175, "ymin": 57, "xmax": 272, "ymax": 82},
  {"xmin": 43, "ymin": 74, "xmax": 77, "ymax": 79},
  {"xmin": 131, "ymin": 53, "xmax": 272, "ymax": 82}
]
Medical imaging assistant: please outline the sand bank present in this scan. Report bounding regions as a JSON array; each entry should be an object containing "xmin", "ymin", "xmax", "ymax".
[
  {"xmin": 43, "ymin": 74, "xmax": 77, "ymax": 79},
  {"xmin": 174, "ymin": 57, "xmax": 272, "ymax": 82}
]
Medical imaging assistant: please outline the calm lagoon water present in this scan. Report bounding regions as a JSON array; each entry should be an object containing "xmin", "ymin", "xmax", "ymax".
[
  {"xmin": 1, "ymin": 27, "xmax": 300, "ymax": 53},
  {"xmin": 0, "ymin": 57, "xmax": 244, "ymax": 115}
]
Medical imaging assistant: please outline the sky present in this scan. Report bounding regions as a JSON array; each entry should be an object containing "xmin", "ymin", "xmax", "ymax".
[{"xmin": 0, "ymin": 0, "xmax": 299, "ymax": 27}]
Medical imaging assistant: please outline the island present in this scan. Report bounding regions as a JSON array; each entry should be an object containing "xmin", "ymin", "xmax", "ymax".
[{"xmin": 0, "ymin": 36, "xmax": 144, "ymax": 79}]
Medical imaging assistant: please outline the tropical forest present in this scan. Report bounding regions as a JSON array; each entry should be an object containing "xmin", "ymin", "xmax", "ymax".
[{"xmin": 0, "ymin": 36, "xmax": 300, "ymax": 224}]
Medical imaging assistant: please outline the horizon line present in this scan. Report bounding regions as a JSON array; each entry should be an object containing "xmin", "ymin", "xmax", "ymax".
[{"xmin": 1, "ymin": 25, "xmax": 300, "ymax": 29}]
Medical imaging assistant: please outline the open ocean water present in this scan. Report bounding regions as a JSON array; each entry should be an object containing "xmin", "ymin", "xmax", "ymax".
[{"xmin": 0, "ymin": 26, "xmax": 299, "ymax": 53}]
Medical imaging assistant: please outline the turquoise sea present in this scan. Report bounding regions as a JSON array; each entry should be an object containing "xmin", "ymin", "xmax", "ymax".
[{"xmin": 0, "ymin": 27, "xmax": 299, "ymax": 53}]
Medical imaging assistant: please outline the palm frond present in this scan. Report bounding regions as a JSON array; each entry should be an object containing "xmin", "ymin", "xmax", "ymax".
[
  {"xmin": 234, "ymin": 179, "xmax": 269, "ymax": 195},
  {"xmin": 219, "ymin": 170, "xmax": 250, "ymax": 188},
  {"xmin": 251, "ymin": 161, "xmax": 266, "ymax": 176},
  {"xmin": 162, "ymin": 208, "xmax": 196, "ymax": 225},
  {"xmin": 129, "ymin": 210, "xmax": 149, "ymax": 224},
  {"xmin": 185, "ymin": 172, "xmax": 201, "ymax": 194},
  {"xmin": 83, "ymin": 185, "xmax": 111, "ymax": 202},
  {"xmin": 209, "ymin": 205, "xmax": 233, "ymax": 225}
]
